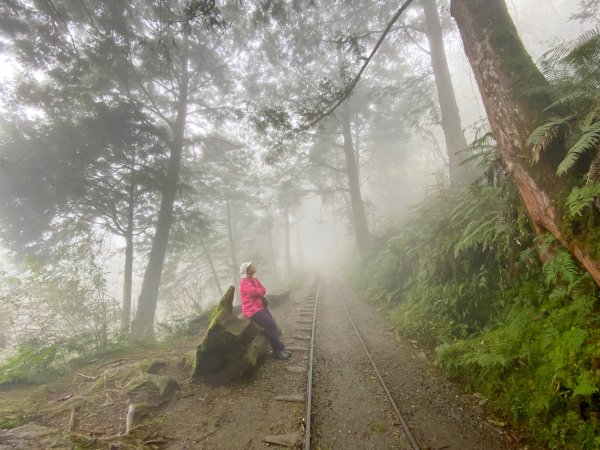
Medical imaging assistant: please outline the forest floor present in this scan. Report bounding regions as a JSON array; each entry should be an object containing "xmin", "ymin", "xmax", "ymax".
[{"xmin": 0, "ymin": 277, "xmax": 534, "ymax": 449}]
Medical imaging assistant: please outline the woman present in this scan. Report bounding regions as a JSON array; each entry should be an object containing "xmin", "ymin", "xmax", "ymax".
[{"xmin": 239, "ymin": 261, "xmax": 290, "ymax": 360}]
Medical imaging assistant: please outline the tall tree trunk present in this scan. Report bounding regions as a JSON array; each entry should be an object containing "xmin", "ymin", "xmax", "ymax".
[
  {"xmin": 121, "ymin": 208, "xmax": 133, "ymax": 335},
  {"xmin": 340, "ymin": 102, "xmax": 370, "ymax": 252},
  {"xmin": 451, "ymin": 0, "xmax": 600, "ymax": 286},
  {"xmin": 267, "ymin": 214, "xmax": 280, "ymax": 283},
  {"xmin": 226, "ymin": 199, "xmax": 240, "ymax": 300},
  {"xmin": 200, "ymin": 238, "xmax": 223, "ymax": 297},
  {"xmin": 131, "ymin": 42, "xmax": 190, "ymax": 339},
  {"xmin": 295, "ymin": 221, "xmax": 304, "ymax": 268},
  {"xmin": 422, "ymin": 0, "xmax": 469, "ymax": 187},
  {"xmin": 121, "ymin": 178, "xmax": 134, "ymax": 334},
  {"xmin": 284, "ymin": 208, "xmax": 292, "ymax": 273}
]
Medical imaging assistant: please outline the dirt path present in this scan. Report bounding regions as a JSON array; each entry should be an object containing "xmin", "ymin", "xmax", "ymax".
[
  {"xmin": 329, "ymin": 278, "xmax": 520, "ymax": 450},
  {"xmin": 312, "ymin": 281, "xmax": 412, "ymax": 449}
]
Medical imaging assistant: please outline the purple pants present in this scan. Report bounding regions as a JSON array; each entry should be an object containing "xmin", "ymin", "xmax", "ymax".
[{"xmin": 251, "ymin": 308, "xmax": 284, "ymax": 352}]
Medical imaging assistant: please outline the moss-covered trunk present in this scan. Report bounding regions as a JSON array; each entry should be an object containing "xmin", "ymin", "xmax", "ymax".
[{"xmin": 451, "ymin": 0, "xmax": 600, "ymax": 286}]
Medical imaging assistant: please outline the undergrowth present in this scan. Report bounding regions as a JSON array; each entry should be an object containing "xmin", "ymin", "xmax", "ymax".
[
  {"xmin": 359, "ymin": 163, "xmax": 600, "ymax": 448},
  {"xmin": 357, "ymin": 28, "xmax": 600, "ymax": 448}
]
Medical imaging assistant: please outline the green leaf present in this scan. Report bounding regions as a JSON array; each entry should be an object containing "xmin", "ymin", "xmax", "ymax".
[
  {"xmin": 565, "ymin": 184, "xmax": 600, "ymax": 217},
  {"xmin": 557, "ymin": 121, "xmax": 600, "ymax": 175},
  {"xmin": 572, "ymin": 372, "xmax": 599, "ymax": 397}
]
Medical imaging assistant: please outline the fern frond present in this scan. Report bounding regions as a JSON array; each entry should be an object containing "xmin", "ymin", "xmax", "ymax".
[
  {"xmin": 543, "ymin": 91, "xmax": 589, "ymax": 111},
  {"xmin": 536, "ymin": 234, "xmax": 556, "ymax": 255},
  {"xmin": 562, "ymin": 327, "xmax": 588, "ymax": 351},
  {"xmin": 568, "ymin": 294, "xmax": 595, "ymax": 315},
  {"xmin": 565, "ymin": 183, "xmax": 600, "ymax": 217},
  {"xmin": 586, "ymin": 148, "xmax": 600, "ymax": 183},
  {"xmin": 519, "ymin": 246, "xmax": 537, "ymax": 263},
  {"xmin": 573, "ymin": 376, "xmax": 599, "ymax": 397},
  {"xmin": 543, "ymin": 250, "xmax": 579, "ymax": 285},
  {"xmin": 563, "ymin": 27, "xmax": 600, "ymax": 67},
  {"xmin": 527, "ymin": 116, "xmax": 573, "ymax": 163},
  {"xmin": 572, "ymin": 370, "xmax": 600, "ymax": 397},
  {"xmin": 557, "ymin": 121, "xmax": 600, "ymax": 175},
  {"xmin": 466, "ymin": 351, "xmax": 512, "ymax": 370}
]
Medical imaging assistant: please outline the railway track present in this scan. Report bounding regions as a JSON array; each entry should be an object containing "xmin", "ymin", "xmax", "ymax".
[{"xmin": 297, "ymin": 277, "xmax": 420, "ymax": 450}]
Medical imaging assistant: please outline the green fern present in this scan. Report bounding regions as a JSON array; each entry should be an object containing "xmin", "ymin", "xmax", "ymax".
[
  {"xmin": 572, "ymin": 372, "xmax": 599, "ymax": 397},
  {"xmin": 557, "ymin": 120, "xmax": 600, "ymax": 175},
  {"xmin": 543, "ymin": 250, "xmax": 579, "ymax": 285},
  {"xmin": 527, "ymin": 115, "xmax": 573, "ymax": 163},
  {"xmin": 565, "ymin": 183, "xmax": 600, "ymax": 217},
  {"xmin": 568, "ymin": 293, "xmax": 595, "ymax": 315},
  {"xmin": 562, "ymin": 327, "xmax": 588, "ymax": 352},
  {"xmin": 466, "ymin": 351, "xmax": 513, "ymax": 370}
]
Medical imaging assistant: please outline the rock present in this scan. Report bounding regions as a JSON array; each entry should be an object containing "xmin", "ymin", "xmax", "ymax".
[
  {"xmin": 132, "ymin": 403, "xmax": 152, "ymax": 422},
  {"xmin": 416, "ymin": 352, "xmax": 427, "ymax": 361},
  {"xmin": 0, "ymin": 423, "xmax": 93, "ymax": 449},
  {"xmin": 286, "ymin": 366, "xmax": 306, "ymax": 374},
  {"xmin": 243, "ymin": 334, "xmax": 269, "ymax": 367},
  {"xmin": 191, "ymin": 286, "xmax": 269, "ymax": 384},
  {"xmin": 147, "ymin": 360, "xmax": 169, "ymax": 374},
  {"xmin": 263, "ymin": 431, "xmax": 303, "ymax": 447},
  {"xmin": 126, "ymin": 372, "xmax": 180, "ymax": 398}
]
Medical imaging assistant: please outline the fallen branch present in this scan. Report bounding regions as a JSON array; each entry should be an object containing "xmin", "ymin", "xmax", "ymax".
[
  {"xmin": 97, "ymin": 358, "xmax": 126, "ymax": 369},
  {"xmin": 68, "ymin": 407, "xmax": 77, "ymax": 432},
  {"xmin": 125, "ymin": 403, "xmax": 135, "ymax": 435},
  {"xmin": 198, "ymin": 429, "xmax": 218, "ymax": 442},
  {"xmin": 76, "ymin": 372, "xmax": 97, "ymax": 381},
  {"xmin": 55, "ymin": 393, "xmax": 73, "ymax": 403}
]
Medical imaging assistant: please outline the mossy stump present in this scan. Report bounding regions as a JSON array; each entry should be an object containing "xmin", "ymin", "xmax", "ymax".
[{"xmin": 191, "ymin": 286, "xmax": 268, "ymax": 384}]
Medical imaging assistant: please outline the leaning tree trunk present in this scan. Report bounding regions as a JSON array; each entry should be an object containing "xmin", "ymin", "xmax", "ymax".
[
  {"xmin": 131, "ymin": 47, "xmax": 190, "ymax": 339},
  {"xmin": 451, "ymin": 0, "xmax": 600, "ymax": 286},
  {"xmin": 422, "ymin": 0, "xmax": 469, "ymax": 186},
  {"xmin": 340, "ymin": 102, "xmax": 370, "ymax": 253}
]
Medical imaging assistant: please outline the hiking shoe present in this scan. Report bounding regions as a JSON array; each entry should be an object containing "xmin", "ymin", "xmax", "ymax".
[
  {"xmin": 275, "ymin": 351, "xmax": 290, "ymax": 360},
  {"xmin": 283, "ymin": 348, "xmax": 292, "ymax": 355}
]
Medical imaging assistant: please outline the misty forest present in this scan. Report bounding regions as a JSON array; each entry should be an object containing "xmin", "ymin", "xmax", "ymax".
[{"xmin": 1, "ymin": 0, "xmax": 600, "ymax": 449}]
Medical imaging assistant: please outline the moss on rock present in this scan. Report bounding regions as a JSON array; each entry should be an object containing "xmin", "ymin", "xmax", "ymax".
[{"xmin": 191, "ymin": 286, "xmax": 269, "ymax": 384}]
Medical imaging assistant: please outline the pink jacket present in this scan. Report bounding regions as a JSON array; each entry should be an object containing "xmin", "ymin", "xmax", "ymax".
[{"xmin": 240, "ymin": 277, "xmax": 267, "ymax": 318}]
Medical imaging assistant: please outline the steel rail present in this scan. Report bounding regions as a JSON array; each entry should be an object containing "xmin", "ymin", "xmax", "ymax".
[
  {"xmin": 303, "ymin": 277, "xmax": 320, "ymax": 450},
  {"xmin": 335, "ymin": 282, "xmax": 421, "ymax": 450}
]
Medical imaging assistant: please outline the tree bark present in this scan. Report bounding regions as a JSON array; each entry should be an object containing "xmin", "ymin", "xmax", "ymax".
[
  {"xmin": 131, "ymin": 38, "xmax": 190, "ymax": 339},
  {"xmin": 121, "ymin": 191, "xmax": 134, "ymax": 334},
  {"xmin": 200, "ymin": 238, "xmax": 223, "ymax": 297},
  {"xmin": 340, "ymin": 102, "xmax": 370, "ymax": 252},
  {"xmin": 284, "ymin": 208, "xmax": 292, "ymax": 273},
  {"xmin": 451, "ymin": 0, "xmax": 600, "ymax": 286},
  {"xmin": 266, "ymin": 214, "xmax": 280, "ymax": 283},
  {"xmin": 422, "ymin": 0, "xmax": 469, "ymax": 186},
  {"xmin": 226, "ymin": 199, "xmax": 240, "ymax": 300},
  {"xmin": 121, "ymin": 154, "xmax": 136, "ymax": 335}
]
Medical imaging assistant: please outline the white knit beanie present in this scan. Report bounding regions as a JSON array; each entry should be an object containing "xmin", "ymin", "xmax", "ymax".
[{"xmin": 239, "ymin": 261, "xmax": 253, "ymax": 278}]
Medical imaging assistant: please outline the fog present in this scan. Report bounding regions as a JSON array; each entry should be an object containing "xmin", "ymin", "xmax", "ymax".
[{"xmin": 0, "ymin": 0, "xmax": 594, "ymax": 351}]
